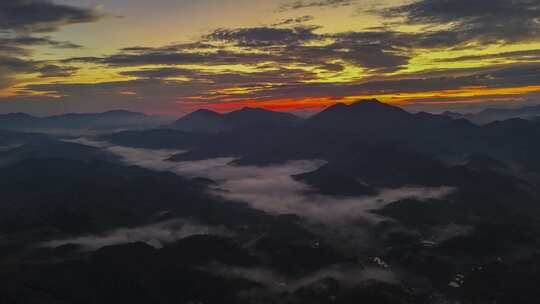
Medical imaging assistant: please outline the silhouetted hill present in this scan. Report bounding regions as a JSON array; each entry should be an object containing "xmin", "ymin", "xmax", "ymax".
[
  {"xmin": 0, "ymin": 140, "xmax": 118, "ymax": 165},
  {"xmin": 0, "ymin": 129, "xmax": 49, "ymax": 147},
  {"xmin": 295, "ymin": 147, "xmax": 446, "ymax": 196},
  {"xmin": 0, "ymin": 130, "xmax": 117, "ymax": 166},
  {"xmin": 306, "ymin": 99, "xmax": 412, "ymax": 131},
  {"xmin": 171, "ymin": 109, "xmax": 226, "ymax": 133},
  {"xmin": 172, "ymin": 107, "xmax": 302, "ymax": 133},
  {"xmin": 0, "ymin": 156, "xmax": 312, "ymax": 238},
  {"xmin": 106, "ymin": 99, "xmax": 540, "ymax": 176},
  {"xmin": 225, "ymin": 107, "xmax": 301, "ymax": 129}
]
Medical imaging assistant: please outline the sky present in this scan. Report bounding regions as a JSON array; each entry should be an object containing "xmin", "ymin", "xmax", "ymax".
[{"xmin": 1, "ymin": 0, "xmax": 540, "ymax": 116}]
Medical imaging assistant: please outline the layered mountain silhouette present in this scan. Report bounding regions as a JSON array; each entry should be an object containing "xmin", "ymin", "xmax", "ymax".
[
  {"xmin": 105, "ymin": 99, "xmax": 540, "ymax": 170},
  {"xmin": 166, "ymin": 100, "xmax": 540, "ymax": 178}
]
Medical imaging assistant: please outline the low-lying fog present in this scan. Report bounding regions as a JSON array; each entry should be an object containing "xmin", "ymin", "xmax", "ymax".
[
  {"xmin": 40, "ymin": 137, "xmax": 459, "ymax": 268},
  {"xmin": 44, "ymin": 219, "xmax": 231, "ymax": 250},
  {"xmin": 44, "ymin": 138, "xmax": 457, "ymax": 290},
  {"xmin": 71, "ymin": 138, "xmax": 453, "ymax": 226}
]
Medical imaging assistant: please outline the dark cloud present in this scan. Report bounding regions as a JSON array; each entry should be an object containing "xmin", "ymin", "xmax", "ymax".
[
  {"xmin": 0, "ymin": 55, "xmax": 35, "ymax": 89},
  {"xmin": 78, "ymin": 26, "xmax": 414, "ymax": 73},
  {"xmin": 118, "ymin": 46, "xmax": 155, "ymax": 53},
  {"xmin": 279, "ymin": 0, "xmax": 355, "ymax": 11},
  {"xmin": 0, "ymin": 35, "xmax": 81, "ymax": 56},
  {"xmin": 101, "ymin": 52, "xmax": 211, "ymax": 66},
  {"xmin": 186, "ymin": 62, "xmax": 540, "ymax": 103},
  {"xmin": 119, "ymin": 67, "xmax": 317, "ymax": 84},
  {"xmin": 0, "ymin": 55, "xmax": 78, "ymax": 88},
  {"xmin": 0, "ymin": 0, "xmax": 101, "ymax": 33},
  {"xmin": 384, "ymin": 0, "xmax": 540, "ymax": 45},
  {"xmin": 59, "ymin": 41, "xmax": 250, "ymax": 67},
  {"xmin": 203, "ymin": 26, "xmax": 410, "ymax": 71},
  {"xmin": 7, "ymin": 35, "xmax": 82, "ymax": 48},
  {"xmin": 273, "ymin": 15, "xmax": 315, "ymax": 26},
  {"xmin": 207, "ymin": 26, "xmax": 320, "ymax": 47},
  {"xmin": 119, "ymin": 67, "xmax": 202, "ymax": 79},
  {"xmin": 2, "ymin": 1, "xmax": 538, "ymax": 115},
  {"xmin": 0, "ymin": 1, "xmax": 100, "ymax": 94},
  {"xmin": 77, "ymin": 18, "xmax": 530, "ymax": 81},
  {"xmin": 328, "ymin": 32, "xmax": 414, "ymax": 71},
  {"xmin": 20, "ymin": 67, "xmax": 319, "ymax": 106},
  {"xmin": 0, "ymin": 55, "xmax": 35, "ymax": 72},
  {"xmin": 37, "ymin": 64, "xmax": 78, "ymax": 78},
  {"xmin": 3, "ymin": 61, "xmax": 540, "ymax": 115},
  {"xmin": 437, "ymin": 49, "xmax": 540, "ymax": 63},
  {"xmin": 60, "ymin": 56, "xmax": 104, "ymax": 64},
  {"xmin": 332, "ymin": 27, "xmax": 480, "ymax": 51}
]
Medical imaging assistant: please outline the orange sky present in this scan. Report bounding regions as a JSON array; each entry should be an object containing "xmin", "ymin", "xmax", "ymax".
[{"xmin": 1, "ymin": 0, "xmax": 540, "ymax": 115}]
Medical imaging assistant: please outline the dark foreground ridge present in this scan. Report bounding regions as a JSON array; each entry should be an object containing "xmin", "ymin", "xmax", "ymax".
[{"xmin": 2, "ymin": 100, "xmax": 540, "ymax": 303}]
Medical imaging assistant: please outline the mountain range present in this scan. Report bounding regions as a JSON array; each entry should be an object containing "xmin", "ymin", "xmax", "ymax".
[
  {"xmin": 0, "ymin": 110, "xmax": 174, "ymax": 133},
  {"xmin": 3, "ymin": 99, "xmax": 540, "ymax": 303}
]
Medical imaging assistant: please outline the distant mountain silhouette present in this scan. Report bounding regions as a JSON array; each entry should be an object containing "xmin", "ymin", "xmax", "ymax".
[
  {"xmin": 443, "ymin": 104, "xmax": 540, "ymax": 124},
  {"xmin": 172, "ymin": 107, "xmax": 302, "ymax": 133},
  {"xmin": 171, "ymin": 109, "xmax": 226, "ymax": 133},
  {"xmin": 225, "ymin": 107, "xmax": 301, "ymax": 128},
  {"xmin": 103, "ymin": 99, "xmax": 540, "ymax": 175},
  {"xmin": 0, "ymin": 129, "xmax": 118, "ymax": 166},
  {"xmin": 0, "ymin": 129, "xmax": 49, "ymax": 147},
  {"xmin": 0, "ymin": 110, "xmax": 173, "ymax": 133},
  {"xmin": 307, "ymin": 99, "xmax": 411, "ymax": 131}
]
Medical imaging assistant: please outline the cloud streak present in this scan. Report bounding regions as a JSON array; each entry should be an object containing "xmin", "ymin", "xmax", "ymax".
[
  {"xmin": 43, "ymin": 219, "xmax": 231, "ymax": 250},
  {"xmin": 279, "ymin": 0, "xmax": 356, "ymax": 11}
]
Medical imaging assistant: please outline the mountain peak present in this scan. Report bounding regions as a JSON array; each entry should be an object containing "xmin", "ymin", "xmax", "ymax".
[
  {"xmin": 188, "ymin": 109, "xmax": 222, "ymax": 117},
  {"xmin": 307, "ymin": 99, "xmax": 411, "ymax": 130},
  {"xmin": 174, "ymin": 107, "xmax": 300, "ymax": 132},
  {"xmin": 317, "ymin": 99, "xmax": 406, "ymax": 116},
  {"xmin": 228, "ymin": 107, "xmax": 299, "ymax": 118},
  {"xmin": 322, "ymin": 99, "xmax": 397, "ymax": 113},
  {"xmin": 172, "ymin": 109, "xmax": 225, "ymax": 133},
  {"xmin": 349, "ymin": 99, "xmax": 387, "ymax": 107},
  {"xmin": 231, "ymin": 107, "xmax": 272, "ymax": 115},
  {"xmin": 347, "ymin": 99, "xmax": 403, "ymax": 111}
]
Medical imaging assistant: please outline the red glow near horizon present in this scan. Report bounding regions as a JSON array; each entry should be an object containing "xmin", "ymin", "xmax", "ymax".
[{"xmin": 181, "ymin": 97, "xmax": 341, "ymax": 114}]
